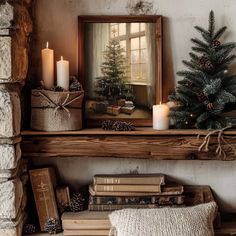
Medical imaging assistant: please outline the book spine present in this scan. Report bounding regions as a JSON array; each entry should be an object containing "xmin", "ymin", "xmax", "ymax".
[
  {"xmin": 62, "ymin": 220, "xmax": 111, "ymax": 230},
  {"xmin": 89, "ymin": 195, "xmax": 184, "ymax": 205},
  {"xmin": 162, "ymin": 185, "xmax": 184, "ymax": 195},
  {"xmin": 94, "ymin": 184, "xmax": 161, "ymax": 193},
  {"xmin": 56, "ymin": 186, "xmax": 70, "ymax": 214},
  {"xmin": 88, "ymin": 204, "xmax": 159, "ymax": 211},
  {"xmin": 29, "ymin": 168, "xmax": 60, "ymax": 231},
  {"xmin": 94, "ymin": 176, "xmax": 165, "ymax": 185},
  {"xmin": 64, "ymin": 229, "xmax": 110, "ymax": 236}
]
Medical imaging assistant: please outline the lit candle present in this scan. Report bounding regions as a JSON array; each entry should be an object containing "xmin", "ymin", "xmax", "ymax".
[
  {"xmin": 153, "ymin": 103, "xmax": 170, "ymax": 130},
  {"xmin": 57, "ymin": 56, "xmax": 69, "ymax": 90},
  {"xmin": 41, "ymin": 41, "xmax": 54, "ymax": 89}
]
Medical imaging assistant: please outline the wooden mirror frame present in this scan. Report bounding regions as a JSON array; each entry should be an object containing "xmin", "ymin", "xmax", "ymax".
[{"xmin": 78, "ymin": 15, "xmax": 163, "ymax": 127}]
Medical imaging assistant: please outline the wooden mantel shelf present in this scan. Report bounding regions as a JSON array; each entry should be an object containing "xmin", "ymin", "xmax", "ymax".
[{"xmin": 21, "ymin": 128, "xmax": 236, "ymax": 160}]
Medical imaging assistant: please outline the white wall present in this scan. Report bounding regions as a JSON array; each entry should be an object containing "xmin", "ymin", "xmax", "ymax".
[{"xmin": 34, "ymin": 0, "xmax": 236, "ymax": 212}]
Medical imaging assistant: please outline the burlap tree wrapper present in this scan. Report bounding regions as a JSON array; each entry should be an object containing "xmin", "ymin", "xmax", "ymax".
[{"xmin": 31, "ymin": 89, "xmax": 84, "ymax": 131}]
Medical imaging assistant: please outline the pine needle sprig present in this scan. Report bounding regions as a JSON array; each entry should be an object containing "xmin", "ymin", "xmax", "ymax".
[
  {"xmin": 192, "ymin": 46, "xmax": 208, "ymax": 54},
  {"xmin": 191, "ymin": 38, "xmax": 209, "ymax": 49},
  {"xmin": 213, "ymin": 26, "xmax": 227, "ymax": 40},
  {"xmin": 194, "ymin": 26, "xmax": 210, "ymax": 38},
  {"xmin": 208, "ymin": 10, "xmax": 215, "ymax": 38}
]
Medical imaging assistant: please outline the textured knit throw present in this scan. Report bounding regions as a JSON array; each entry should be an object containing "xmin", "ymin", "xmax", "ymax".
[{"xmin": 109, "ymin": 202, "xmax": 217, "ymax": 236}]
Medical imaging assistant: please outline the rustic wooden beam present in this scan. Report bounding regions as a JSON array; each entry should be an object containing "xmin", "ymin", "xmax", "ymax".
[{"xmin": 21, "ymin": 128, "xmax": 236, "ymax": 160}]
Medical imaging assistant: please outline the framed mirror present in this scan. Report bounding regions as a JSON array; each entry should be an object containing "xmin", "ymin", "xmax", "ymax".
[{"xmin": 78, "ymin": 16, "xmax": 162, "ymax": 127}]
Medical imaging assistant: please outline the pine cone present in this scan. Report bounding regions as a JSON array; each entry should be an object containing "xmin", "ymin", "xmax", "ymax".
[
  {"xmin": 199, "ymin": 56, "xmax": 208, "ymax": 66},
  {"xmin": 185, "ymin": 81, "xmax": 193, "ymax": 87},
  {"xmin": 212, "ymin": 39, "xmax": 221, "ymax": 48},
  {"xmin": 23, "ymin": 224, "xmax": 36, "ymax": 234},
  {"xmin": 70, "ymin": 77, "xmax": 82, "ymax": 91},
  {"xmin": 204, "ymin": 60, "xmax": 214, "ymax": 70},
  {"xmin": 197, "ymin": 92, "xmax": 207, "ymax": 102},
  {"xmin": 112, "ymin": 121, "xmax": 135, "ymax": 131},
  {"xmin": 44, "ymin": 218, "xmax": 60, "ymax": 234},
  {"xmin": 207, "ymin": 102, "xmax": 214, "ymax": 111},
  {"xmin": 101, "ymin": 120, "xmax": 114, "ymax": 130},
  {"xmin": 69, "ymin": 193, "xmax": 85, "ymax": 212},
  {"xmin": 51, "ymin": 86, "xmax": 64, "ymax": 92}
]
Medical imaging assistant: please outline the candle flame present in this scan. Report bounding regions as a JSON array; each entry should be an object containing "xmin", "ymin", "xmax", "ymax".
[
  {"xmin": 61, "ymin": 56, "xmax": 63, "ymax": 61},
  {"xmin": 46, "ymin": 41, "xmax": 49, "ymax": 48}
]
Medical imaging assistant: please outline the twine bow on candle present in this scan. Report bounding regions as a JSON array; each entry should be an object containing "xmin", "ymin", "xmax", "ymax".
[{"xmin": 38, "ymin": 91, "xmax": 81, "ymax": 118}]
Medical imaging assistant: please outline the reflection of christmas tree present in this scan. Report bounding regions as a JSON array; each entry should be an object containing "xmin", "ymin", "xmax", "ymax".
[{"xmin": 94, "ymin": 36, "xmax": 134, "ymax": 104}]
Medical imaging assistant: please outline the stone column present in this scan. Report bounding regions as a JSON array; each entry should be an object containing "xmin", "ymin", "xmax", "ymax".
[{"xmin": 0, "ymin": 1, "xmax": 33, "ymax": 235}]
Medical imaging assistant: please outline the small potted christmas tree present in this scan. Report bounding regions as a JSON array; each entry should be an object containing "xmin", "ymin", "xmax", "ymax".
[{"xmin": 169, "ymin": 11, "xmax": 236, "ymax": 129}]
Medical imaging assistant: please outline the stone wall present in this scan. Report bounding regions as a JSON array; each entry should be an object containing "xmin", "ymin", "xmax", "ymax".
[{"xmin": 0, "ymin": 0, "xmax": 33, "ymax": 235}]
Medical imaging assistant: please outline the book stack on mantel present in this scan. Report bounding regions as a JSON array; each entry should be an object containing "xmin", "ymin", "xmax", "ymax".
[
  {"xmin": 61, "ymin": 174, "xmax": 184, "ymax": 236},
  {"xmin": 88, "ymin": 174, "xmax": 184, "ymax": 211}
]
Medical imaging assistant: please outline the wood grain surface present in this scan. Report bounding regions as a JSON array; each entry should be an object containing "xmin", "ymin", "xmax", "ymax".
[{"xmin": 21, "ymin": 128, "xmax": 236, "ymax": 160}]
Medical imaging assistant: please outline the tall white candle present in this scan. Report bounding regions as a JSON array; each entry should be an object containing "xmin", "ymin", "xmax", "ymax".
[
  {"xmin": 41, "ymin": 42, "xmax": 54, "ymax": 89},
  {"xmin": 57, "ymin": 56, "xmax": 69, "ymax": 90},
  {"xmin": 153, "ymin": 103, "xmax": 170, "ymax": 130}
]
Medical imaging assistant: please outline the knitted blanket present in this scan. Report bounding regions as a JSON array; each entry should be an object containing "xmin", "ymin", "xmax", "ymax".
[{"xmin": 109, "ymin": 202, "xmax": 217, "ymax": 236}]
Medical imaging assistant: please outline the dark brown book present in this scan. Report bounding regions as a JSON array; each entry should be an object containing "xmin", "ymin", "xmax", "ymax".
[
  {"xmin": 184, "ymin": 185, "xmax": 215, "ymax": 206},
  {"xmin": 29, "ymin": 167, "xmax": 60, "ymax": 231},
  {"xmin": 89, "ymin": 195, "xmax": 184, "ymax": 205},
  {"xmin": 94, "ymin": 174, "xmax": 165, "ymax": 185},
  {"xmin": 56, "ymin": 186, "xmax": 70, "ymax": 214},
  {"xmin": 88, "ymin": 204, "xmax": 166, "ymax": 211}
]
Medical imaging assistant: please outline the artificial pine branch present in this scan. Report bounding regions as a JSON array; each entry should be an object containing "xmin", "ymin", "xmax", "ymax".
[
  {"xmin": 191, "ymin": 38, "xmax": 209, "ymax": 49},
  {"xmin": 192, "ymin": 47, "xmax": 208, "ymax": 54},
  {"xmin": 194, "ymin": 26, "xmax": 210, "ymax": 37},
  {"xmin": 213, "ymin": 26, "xmax": 227, "ymax": 40},
  {"xmin": 208, "ymin": 10, "xmax": 215, "ymax": 38}
]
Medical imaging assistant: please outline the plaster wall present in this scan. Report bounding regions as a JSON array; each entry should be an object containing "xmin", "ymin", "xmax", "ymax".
[{"xmin": 34, "ymin": 0, "xmax": 236, "ymax": 212}]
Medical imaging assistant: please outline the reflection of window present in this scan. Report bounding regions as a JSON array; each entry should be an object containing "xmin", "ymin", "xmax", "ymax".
[{"xmin": 110, "ymin": 23, "xmax": 147, "ymax": 83}]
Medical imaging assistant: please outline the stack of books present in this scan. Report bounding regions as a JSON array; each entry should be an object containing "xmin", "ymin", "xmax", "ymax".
[
  {"xmin": 62, "ymin": 211, "xmax": 111, "ymax": 236},
  {"xmin": 88, "ymin": 174, "xmax": 184, "ymax": 211}
]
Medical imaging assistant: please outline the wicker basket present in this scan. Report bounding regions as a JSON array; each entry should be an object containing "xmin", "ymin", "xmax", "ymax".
[{"xmin": 31, "ymin": 89, "xmax": 84, "ymax": 131}]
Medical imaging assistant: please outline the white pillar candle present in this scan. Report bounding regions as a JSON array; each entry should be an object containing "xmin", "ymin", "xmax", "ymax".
[
  {"xmin": 153, "ymin": 103, "xmax": 170, "ymax": 130},
  {"xmin": 57, "ymin": 56, "xmax": 69, "ymax": 90},
  {"xmin": 41, "ymin": 42, "xmax": 54, "ymax": 89}
]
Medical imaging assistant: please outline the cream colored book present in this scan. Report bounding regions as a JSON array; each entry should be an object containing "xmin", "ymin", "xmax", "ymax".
[
  {"xmin": 94, "ymin": 174, "xmax": 165, "ymax": 185},
  {"xmin": 63, "ymin": 229, "xmax": 110, "ymax": 236},
  {"xmin": 62, "ymin": 211, "xmax": 111, "ymax": 230},
  {"xmin": 89, "ymin": 185, "xmax": 183, "ymax": 196},
  {"xmin": 94, "ymin": 184, "xmax": 161, "ymax": 193}
]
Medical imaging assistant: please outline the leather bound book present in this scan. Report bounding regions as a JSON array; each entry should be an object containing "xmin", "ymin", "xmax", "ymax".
[{"xmin": 29, "ymin": 167, "xmax": 60, "ymax": 231}]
